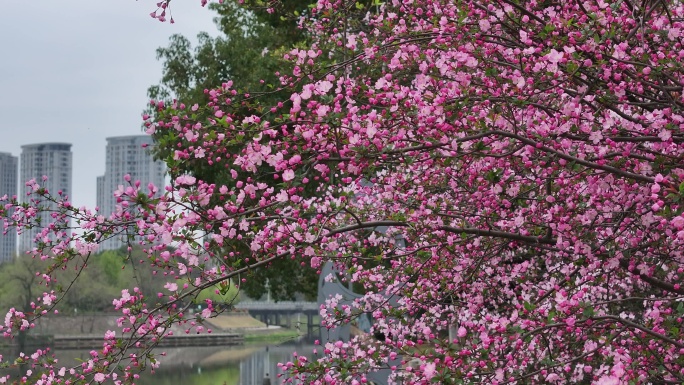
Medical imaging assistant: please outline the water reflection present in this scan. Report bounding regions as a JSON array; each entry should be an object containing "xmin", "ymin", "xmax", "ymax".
[{"xmin": 41, "ymin": 341, "xmax": 314, "ymax": 385}]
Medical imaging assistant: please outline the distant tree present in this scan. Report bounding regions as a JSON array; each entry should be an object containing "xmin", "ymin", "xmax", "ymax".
[
  {"xmin": 86, "ymin": 247, "xmax": 171, "ymax": 307},
  {"xmin": 0, "ymin": 248, "xmax": 175, "ymax": 318},
  {"xmin": 146, "ymin": 0, "xmax": 318, "ymax": 301},
  {"xmin": 0, "ymin": 258, "xmax": 43, "ymax": 314},
  {"xmin": 146, "ymin": 1, "xmax": 308, "ymax": 111},
  {"xmin": 57, "ymin": 252, "xmax": 123, "ymax": 313},
  {"xmin": 0, "ymin": 257, "xmax": 50, "ymax": 351}
]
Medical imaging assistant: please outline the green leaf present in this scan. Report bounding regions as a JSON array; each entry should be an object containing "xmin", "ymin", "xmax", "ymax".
[
  {"xmin": 484, "ymin": 67, "xmax": 498, "ymax": 77},
  {"xmin": 523, "ymin": 301, "xmax": 536, "ymax": 312}
]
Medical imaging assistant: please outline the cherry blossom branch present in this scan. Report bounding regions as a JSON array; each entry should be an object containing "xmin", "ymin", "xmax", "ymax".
[
  {"xmin": 619, "ymin": 259, "xmax": 684, "ymax": 295},
  {"xmin": 322, "ymin": 220, "xmax": 557, "ymax": 245},
  {"xmin": 592, "ymin": 316, "xmax": 684, "ymax": 349},
  {"xmin": 486, "ymin": 130, "xmax": 656, "ymax": 183}
]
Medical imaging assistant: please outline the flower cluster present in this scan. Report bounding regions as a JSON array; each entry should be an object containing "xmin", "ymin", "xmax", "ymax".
[{"xmin": 2, "ymin": 0, "xmax": 684, "ymax": 383}]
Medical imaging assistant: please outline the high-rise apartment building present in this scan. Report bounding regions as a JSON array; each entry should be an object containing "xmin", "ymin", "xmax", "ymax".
[
  {"xmin": 98, "ymin": 135, "xmax": 165, "ymax": 250},
  {"xmin": 19, "ymin": 143, "xmax": 72, "ymax": 253},
  {"xmin": 0, "ymin": 152, "xmax": 18, "ymax": 262},
  {"xmin": 96, "ymin": 175, "xmax": 105, "ymax": 212}
]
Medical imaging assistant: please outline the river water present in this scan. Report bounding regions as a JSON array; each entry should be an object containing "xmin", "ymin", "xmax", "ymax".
[
  {"xmin": 133, "ymin": 342, "xmax": 315, "ymax": 385},
  {"xmin": 3, "ymin": 341, "xmax": 316, "ymax": 385}
]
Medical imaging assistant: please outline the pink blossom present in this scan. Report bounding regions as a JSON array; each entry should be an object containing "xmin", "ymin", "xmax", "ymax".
[
  {"xmin": 423, "ymin": 362, "xmax": 436, "ymax": 379},
  {"xmin": 596, "ymin": 376, "xmax": 620, "ymax": 385},
  {"xmin": 175, "ymin": 175, "xmax": 196, "ymax": 186},
  {"xmin": 164, "ymin": 282, "xmax": 178, "ymax": 292},
  {"xmin": 282, "ymin": 169, "xmax": 295, "ymax": 181},
  {"xmin": 672, "ymin": 216, "xmax": 684, "ymax": 230},
  {"xmin": 201, "ymin": 308, "xmax": 212, "ymax": 318},
  {"xmin": 457, "ymin": 326, "xmax": 467, "ymax": 338}
]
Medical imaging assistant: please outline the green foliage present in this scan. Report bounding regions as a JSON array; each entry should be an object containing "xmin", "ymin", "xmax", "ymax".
[
  {"xmin": 98, "ymin": 247, "xmax": 171, "ymax": 304},
  {"xmin": 98, "ymin": 250, "xmax": 127, "ymax": 286},
  {"xmin": 146, "ymin": 1, "xmax": 320, "ymax": 302},
  {"xmin": 243, "ymin": 328, "xmax": 300, "ymax": 341},
  {"xmin": 58, "ymin": 263, "xmax": 121, "ymax": 313},
  {"xmin": 146, "ymin": 1, "xmax": 309, "ymax": 111},
  {"xmin": 242, "ymin": 257, "xmax": 318, "ymax": 301},
  {"xmin": 195, "ymin": 281, "xmax": 240, "ymax": 304},
  {"xmin": 0, "ymin": 255, "xmax": 125, "ymax": 317},
  {"xmin": 0, "ymin": 247, "xmax": 179, "ymax": 314},
  {"xmin": 134, "ymin": 364, "xmax": 240, "ymax": 385},
  {"xmin": 0, "ymin": 257, "xmax": 48, "ymax": 313}
]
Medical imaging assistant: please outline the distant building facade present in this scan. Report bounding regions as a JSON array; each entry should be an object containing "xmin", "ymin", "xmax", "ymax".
[
  {"xmin": 19, "ymin": 143, "xmax": 72, "ymax": 253},
  {"xmin": 98, "ymin": 135, "xmax": 165, "ymax": 251},
  {"xmin": 0, "ymin": 152, "xmax": 18, "ymax": 262},
  {"xmin": 96, "ymin": 175, "xmax": 105, "ymax": 212}
]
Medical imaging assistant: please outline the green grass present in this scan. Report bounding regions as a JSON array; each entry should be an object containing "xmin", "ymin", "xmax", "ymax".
[
  {"xmin": 243, "ymin": 329, "xmax": 300, "ymax": 342},
  {"xmin": 135, "ymin": 364, "xmax": 240, "ymax": 385}
]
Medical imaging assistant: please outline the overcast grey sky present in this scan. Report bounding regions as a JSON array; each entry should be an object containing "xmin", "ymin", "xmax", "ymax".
[{"xmin": 0, "ymin": 1, "xmax": 216, "ymax": 210}]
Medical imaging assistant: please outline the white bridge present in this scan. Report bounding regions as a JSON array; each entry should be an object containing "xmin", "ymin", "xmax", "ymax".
[{"xmin": 234, "ymin": 301, "xmax": 319, "ymax": 332}]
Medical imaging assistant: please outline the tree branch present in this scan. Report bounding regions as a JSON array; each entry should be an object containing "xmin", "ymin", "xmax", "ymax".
[
  {"xmin": 593, "ymin": 315, "xmax": 684, "ymax": 349},
  {"xmin": 320, "ymin": 220, "xmax": 557, "ymax": 245}
]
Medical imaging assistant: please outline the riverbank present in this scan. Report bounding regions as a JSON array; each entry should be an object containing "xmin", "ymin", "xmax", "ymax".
[
  {"xmin": 51, "ymin": 332, "xmax": 244, "ymax": 349},
  {"xmin": 244, "ymin": 327, "xmax": 300, "ymax": 341},
  {"xmin": 2, "ymin": 313, "xmax": 303, "ymax": 349}
]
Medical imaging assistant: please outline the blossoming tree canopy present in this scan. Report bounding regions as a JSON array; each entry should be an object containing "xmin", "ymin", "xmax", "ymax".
[{"xmin": 1, "ymin": 0, "xmax": 684, "ymax": 383}]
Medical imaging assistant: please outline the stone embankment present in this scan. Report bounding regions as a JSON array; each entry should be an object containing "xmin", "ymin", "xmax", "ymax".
[{"xmin": 5, "ymin": 312, "xmax": 269, "ymax": 349}]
